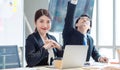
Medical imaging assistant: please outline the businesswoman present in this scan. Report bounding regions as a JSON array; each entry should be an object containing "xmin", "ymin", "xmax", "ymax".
[
  {"xmin": 25, "ymin": 9, "xmax": 62, "ymax": 67},
  {"xmin": 63, "ymin": 0, "xmax": 108, "ymax": 63}
]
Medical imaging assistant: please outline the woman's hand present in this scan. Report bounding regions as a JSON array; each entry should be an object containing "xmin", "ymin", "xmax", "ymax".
[
  {"xmin": 43, "ymin": 40, "xmax": 62, "ymax": 50},
  {"xmin": 43, "ymin": 40, "xmax": 54, "ymax": 49},
  {"xmin": 49, "ymin": 40, "xmax": 62, "ymax": 50}
]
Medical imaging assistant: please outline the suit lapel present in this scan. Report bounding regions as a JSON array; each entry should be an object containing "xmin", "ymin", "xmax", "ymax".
[{"xmin": 33, "ymin": 31, "xmax": 44, "ymax": 48}]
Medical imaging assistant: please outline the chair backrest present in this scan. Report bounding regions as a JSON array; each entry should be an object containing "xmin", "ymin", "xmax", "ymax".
[{"xmin": 0, "ymin": 45, "xmax": 21, "ymax": 69}]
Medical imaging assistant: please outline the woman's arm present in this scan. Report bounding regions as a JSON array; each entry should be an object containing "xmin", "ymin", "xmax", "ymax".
[
  {"xmin": 25, "ymin": 35, "xmax": 47, "ymax": 67},
  {"xmin": 48, "ymin": 35, "xmax": 63, "ymax": 57}
]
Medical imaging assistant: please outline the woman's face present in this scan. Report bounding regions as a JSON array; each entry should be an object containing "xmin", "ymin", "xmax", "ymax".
[{"xmin": 35, "ymin": 15, "xmax": 51, "ymax": 34}]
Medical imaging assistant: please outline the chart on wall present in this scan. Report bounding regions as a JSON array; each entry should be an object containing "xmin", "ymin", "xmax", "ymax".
[
  {"xmin": 0, "ymin": 0, "xmax": 23, "ymax": 46},
  {"xmin": 49, "ymin": 0, "xmax": 94, "ymax": 32}
]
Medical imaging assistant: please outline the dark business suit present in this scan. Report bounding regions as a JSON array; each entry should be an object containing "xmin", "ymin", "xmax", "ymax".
[
  {"xmin": 25, "ymin": 31, "xmax": 62, "ymax": 67},
  {"xmin": 62, "ymin": 2, "xmax": 100, "ymax": 62}
]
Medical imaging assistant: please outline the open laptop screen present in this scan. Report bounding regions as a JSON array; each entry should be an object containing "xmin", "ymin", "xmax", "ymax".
[{"xmin": 61, "ymin": 45, "xmax": 88, "ymax": 69}]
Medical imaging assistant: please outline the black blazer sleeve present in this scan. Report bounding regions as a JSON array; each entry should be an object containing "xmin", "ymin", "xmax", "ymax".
[
  {"xmin": 88, "ymin": 36, "xmax": 101, "ymax": 62},
  {"xmin": 25, "ymin": 32, "xmax": 63, "ymax": 67},
  {"xmin": 63, "ymin": 2, "xmax": 76, "ymax": 34},
  {"xmin": 25, "ymin": 34, "xmax": 48, "ymax": 67},
  {"xmin": 92, "ymin": 45, "xmax": 101, "ymax": 62}
]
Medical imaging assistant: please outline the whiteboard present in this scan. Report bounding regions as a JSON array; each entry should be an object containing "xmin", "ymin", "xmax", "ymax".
[{"xmin": 0, "ymin": 0, "xmax": 23, "ymax": 47}]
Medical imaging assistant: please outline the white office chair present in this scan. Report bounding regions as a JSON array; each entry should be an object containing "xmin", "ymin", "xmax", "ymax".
[{"xmin": 0, "ymin": 45, "xmax": 21, "ymax": 69}]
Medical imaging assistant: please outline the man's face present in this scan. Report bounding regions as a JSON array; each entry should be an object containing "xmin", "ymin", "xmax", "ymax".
[{"xmin": 75, "ymin": 16, "xmax": 90, "ymax": 32}]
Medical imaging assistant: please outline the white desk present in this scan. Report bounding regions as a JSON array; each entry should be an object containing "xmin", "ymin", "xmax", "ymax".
[{"xmin": 1, "ymin": 62, "xmax": 120, "ymax": 70}]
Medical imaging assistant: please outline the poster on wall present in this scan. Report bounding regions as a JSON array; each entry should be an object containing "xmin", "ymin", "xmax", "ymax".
[
  {"xmin": 0, "ymin": 0, "xmax": 23, "ymax": 47},
  {"xmin": 49, "ymin": 0, "xmax": 94, "ymax": 32}
]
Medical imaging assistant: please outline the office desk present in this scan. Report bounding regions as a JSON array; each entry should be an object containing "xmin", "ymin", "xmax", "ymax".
[{"xmin": 2, "ymin": 62, "xmax": 120, "ymax": 70}]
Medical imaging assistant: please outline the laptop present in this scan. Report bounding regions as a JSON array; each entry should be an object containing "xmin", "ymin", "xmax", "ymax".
[{"xmin": 61, "ymin": 45, "xmax": 88, "ymax": 69}]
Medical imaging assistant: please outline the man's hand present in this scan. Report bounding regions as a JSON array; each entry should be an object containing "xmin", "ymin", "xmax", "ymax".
[
  {"xmin": 71, "ymin": 0, "xmax": 78, "ymax": 4},
  {"xmin": 99, "ymin": 57, "xmax": 108, "ymax": 63}
]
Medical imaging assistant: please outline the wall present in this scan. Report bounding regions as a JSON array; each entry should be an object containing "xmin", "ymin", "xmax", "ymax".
[{"xmin": 0, "ymin": 0, "xmax": 23, "ymax": 47}]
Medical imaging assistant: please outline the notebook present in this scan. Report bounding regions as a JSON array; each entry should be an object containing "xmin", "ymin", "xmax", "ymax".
[{"xmin": 61, "ymin": 45, "xmax": 88, "ymax": 69}]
